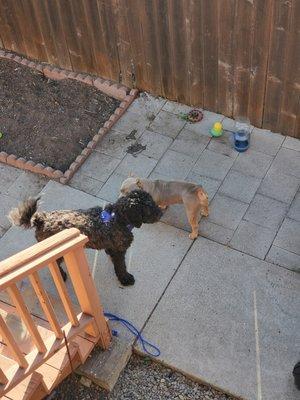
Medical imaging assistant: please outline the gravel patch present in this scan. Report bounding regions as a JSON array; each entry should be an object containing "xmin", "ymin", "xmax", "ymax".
[{"xmin": 48, "ymin": 354, "xmax": 237, "ymax": 400}]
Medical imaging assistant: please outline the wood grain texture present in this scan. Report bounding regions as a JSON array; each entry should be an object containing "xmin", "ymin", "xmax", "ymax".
[{"xmin": 0, "ymin": 0, "xmax": 298, "ymax": 137}]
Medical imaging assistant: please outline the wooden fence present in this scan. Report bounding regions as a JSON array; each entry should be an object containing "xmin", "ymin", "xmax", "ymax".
[{"xmin": 0, "ymin": 0, "xmax": 299, "ymax": 137}]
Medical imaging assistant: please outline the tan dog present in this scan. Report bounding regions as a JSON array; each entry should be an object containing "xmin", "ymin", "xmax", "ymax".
[{"xmin": 120, "ymin": 177, "xmax": 209, "ymax": 240}]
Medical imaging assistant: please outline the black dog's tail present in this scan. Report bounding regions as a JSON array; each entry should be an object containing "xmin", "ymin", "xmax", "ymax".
[{"xmin": 8, "ymin": 197, "xmax": 41, "ymax": 229}]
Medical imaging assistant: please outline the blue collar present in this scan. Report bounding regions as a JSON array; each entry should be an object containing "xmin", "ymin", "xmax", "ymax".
[{"xmin": 100, "ymin": 210, "xmax": 134, "ymax": 232}]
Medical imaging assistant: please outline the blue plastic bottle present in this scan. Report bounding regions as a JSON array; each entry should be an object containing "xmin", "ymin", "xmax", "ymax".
[{"xmin": 234, "ymin": 119, "xmax": 250, "ymax": 152}]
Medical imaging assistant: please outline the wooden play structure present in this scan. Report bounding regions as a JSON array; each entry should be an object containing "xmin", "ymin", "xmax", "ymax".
[{"xmin": 0, "ymin": 228, "xmax": 111, "ymax": 400}]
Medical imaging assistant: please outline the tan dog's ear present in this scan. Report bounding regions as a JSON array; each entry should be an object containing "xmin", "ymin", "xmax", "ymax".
[{"xmin": 136, "ymin": 178, "xmax": 143, "ymax": 189}]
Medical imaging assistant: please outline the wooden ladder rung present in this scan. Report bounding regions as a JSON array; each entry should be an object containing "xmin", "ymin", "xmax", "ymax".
[
  {"xmin": 29, "ymin": 272, "xmax": 63, "ymax": 339},
  {"xmin": 48, "ymin": 261, "xmax": 79, "ymax": 327},
  {"xmin": 0, "ymin": 314, "xmax": 28, "ymax": 368},
  {"xmin": 6, "ymin": 284, "xmax": 47, "ymax": 354}
]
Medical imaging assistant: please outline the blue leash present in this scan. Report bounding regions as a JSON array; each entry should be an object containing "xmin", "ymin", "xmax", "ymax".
[{"xmin": 104, "ymin": 312, "xmax": 161, "ymax": 357}]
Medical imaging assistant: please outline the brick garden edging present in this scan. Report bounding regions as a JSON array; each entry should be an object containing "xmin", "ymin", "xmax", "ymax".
[{"xmin": 0, "ymin": 50, "xmax": 138, "ymax": 184}]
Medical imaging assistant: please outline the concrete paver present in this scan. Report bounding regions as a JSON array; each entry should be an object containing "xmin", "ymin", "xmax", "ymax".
[
  {"xmin": 69, "ymin": 170, "xmax": 103, "ymax": 196},
  {"xmin": 273, "ymin": 217, "xmax": 300, "ymax": 255},
  {"xmin": 192, "ymin": 149, "xmax": 234, "ymax": 181},
  {"xmin": 207, "ymin": 194, "xmax": 248, "ymax": 230},
  {"xmin": 153, "ymin": 150, "xmax": 195, "ymax": 180},
  {"xmin": 244, "ymin": 194, "xmax": 288, "ymax": 230},
  {"xmin": 258, "ymin": 167, "xmax": 300, "ymax": 204},
  {"xmin": 111, "ymin": 110, "xmax": 151, "ymax": 137},
  {"xmin": 230, "ymin": 220, "xmax": 277, "ymax": 259},
  {"xmin": 266, "ymin": 245, "xmax": 300, "ymax": 273},
  {"xmin": 170, "ymin": 127, "xmax": 210, "ymax": 159},
  {"xmin": 95, "ymin": 128, "xmax": 135, "ymax": 160},
  {"xmin": 97, "ymin": 173, "xmax": 126, "ymax": 203},
  {"xmin": 115, "ymin": 153, "xmax": 157, "ymax": 178},
  {"xmin": 232, "ymin": 149, "xmax": 273, "ymax": 179},
  {"xmin": 218, "ymin": 170, "xmax": 261, "ymax": 204},
  {"xmin": 149, "ymin": 110, "xmax": 186, "ymax": 138},
  {"xmin": 283, "ymin": 136, "xmax": 300, "ymax": 152},
  {"xmin": 0, "ymin": 164, "xmax": 22, "ymax": 193},
  {"xmin": 139, "ymin": 130, "xmax": 173, "ymax": 160},
  {"xmin": 287, "ymin": 191, "xmax": 300, "ymax": 222},
  {"xmin": 207, "ymin": 131, "xmax": 238, "ymax": 159},
  {"xmin": 79, "ymin": 151, "xmax": 120, "ymax": 182},
  {"xmin": 250, "ymin": 128, "xmax": 284, "ymax": 156},
  {"xmin": 141, "ymin": 238, "xmax": 300, "ymax": 400},
  {"xmin": 271, "ymin": 148, "xmax": 300, "ymax": 178},
  {"xmin": 5, "ymin": 171, "xmax": 48, "ymax": 200}
]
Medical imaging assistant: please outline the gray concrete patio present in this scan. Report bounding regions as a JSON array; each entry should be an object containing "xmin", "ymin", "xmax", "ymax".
[{"xmin": 0, "ymin": 94, "xmax": 299, "ymax": 400}]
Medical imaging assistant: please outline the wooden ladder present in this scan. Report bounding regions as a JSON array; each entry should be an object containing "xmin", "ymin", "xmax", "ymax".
[{"xmin": 0, "ymin": 228, "xmax": 111, "ymax": 400}]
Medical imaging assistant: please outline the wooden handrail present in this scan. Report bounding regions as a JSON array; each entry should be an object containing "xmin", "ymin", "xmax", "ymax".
[
  {"xmin": 0, "ymin": 235, "xmax": 88, "ymax": 290},
  {"xmin": 0, "ymin": 228, "xmax": 81, "ymax": 277}
]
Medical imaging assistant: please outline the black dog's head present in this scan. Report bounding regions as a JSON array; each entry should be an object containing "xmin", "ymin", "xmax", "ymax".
[{"xmin": 113, "ymin": 190, "xmax": 163, "ymax": 228}]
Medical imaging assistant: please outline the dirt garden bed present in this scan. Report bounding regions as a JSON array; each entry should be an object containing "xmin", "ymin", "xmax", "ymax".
[{"xmin": 0, "ymin": 51, "xmax": 138, "ymax": 183}]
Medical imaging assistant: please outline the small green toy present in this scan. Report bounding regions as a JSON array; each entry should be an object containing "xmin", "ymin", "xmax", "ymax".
[
  {"xmin": 0, "ymin": 132, "xmax": 3, "ymax": 139},
  {"xmin": 210, "ymin": 122, "xmax": 223, "ymax": 137}
]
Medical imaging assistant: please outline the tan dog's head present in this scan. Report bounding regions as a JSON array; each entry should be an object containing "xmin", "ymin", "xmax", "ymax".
[{"xmin": 120, "ymin": 177, "xmax": 143, "ymax": 197}]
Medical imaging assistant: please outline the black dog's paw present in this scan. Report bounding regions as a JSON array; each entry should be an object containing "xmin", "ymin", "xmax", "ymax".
[{"xmin": 120, "ymin": 273, "xmax": 135, "ymax": 286}]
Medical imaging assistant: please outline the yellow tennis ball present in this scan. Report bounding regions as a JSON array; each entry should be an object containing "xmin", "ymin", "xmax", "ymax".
[{"xmin": 213, "ymin": 122, "xmax": 222, "ymax": 132}]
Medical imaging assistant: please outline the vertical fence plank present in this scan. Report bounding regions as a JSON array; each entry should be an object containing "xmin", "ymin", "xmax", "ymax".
[
  {"xmin": 0, "ymin": 0, "xmax": 26, "ymax": 54},
  {"xmin": 232, "ymin": 0, "xmax": 255, "ymax": 119},
  {"xmin": 45, "ymin": 0, "xmax": 72, "ymax": 70},
  {"xmin": 218, "ymin": 0, "xmax": 235, "ymax": 116},
  {"xmin": 167, "ymin": 0, "xmax": 190, "ymax": 104},
  {"xmin": 112, "ymin": 0, "xmax": 133, "ymax": 88},
  {"xmin": 21, "ymin": 0, "xmax": 48, "ymax": 61},
  {"xmin": 202, "ymin": 0, "xmax": 219, "ymax": 111},
  {"xmin": 188, "ymin": 0, "xmax": 204, "ymax": 107},
  {"xmin": 95, "ymin": 0, "xmax": 121, "ymax": 81},
  {"xmin": 263, "ymin": 0, "xmax": 292, "ymax": 131},
  {"xmin": 248, "ymin": 0, "xmax": 274, "ymax": 127},
  {"xmin": 154, "ymin": 0, "xmax": 175, "ymax": 99},
  {"xmin": 277, "ymin": 0, "xmax": 300, "ymax": 137}
]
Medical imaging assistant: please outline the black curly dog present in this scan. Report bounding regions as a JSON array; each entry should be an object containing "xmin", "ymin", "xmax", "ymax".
[{"xmin": 9, "ymin": 190, "xmax": 162, "ymax": 286}]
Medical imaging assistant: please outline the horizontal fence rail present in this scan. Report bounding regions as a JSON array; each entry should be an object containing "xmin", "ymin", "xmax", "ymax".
[{"xmin": 0, "ymin": 0, "xmax": 299, "ymax": 137}]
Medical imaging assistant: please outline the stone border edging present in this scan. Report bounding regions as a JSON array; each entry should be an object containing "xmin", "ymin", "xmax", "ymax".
[{"xmin": 0, "ymin": 49, "xmax": 138, "ymax": 184}]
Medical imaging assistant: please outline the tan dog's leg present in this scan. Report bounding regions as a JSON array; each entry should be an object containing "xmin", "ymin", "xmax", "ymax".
[
  {"xmin": 184, "ymin": 198, "xmax": 201, "ymax": 240},
  {"xmin": 197, "ymin": 188, "xmax": 209, "ymax": 216}
]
